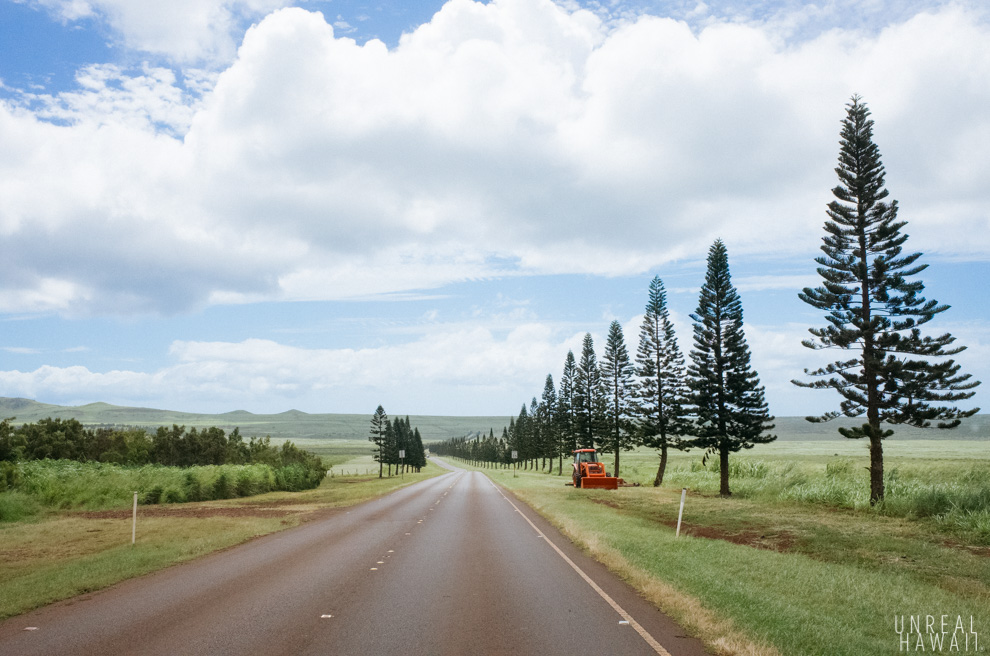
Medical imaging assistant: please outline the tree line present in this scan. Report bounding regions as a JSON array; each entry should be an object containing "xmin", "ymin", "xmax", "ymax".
[
  {"xmin": 433, "ymin": 239, "xmax": 774, "ymax": 497},
  {"xmin": 434, "ymin": 96, "xmax": 980, "ymax": 503},
  {"xmin": 0, "ymin": 417, "xmax": 326, "ymax": 490},
  {"xmin": 368, "ymin": 406, "xmax": 427, "ymax": 477}
]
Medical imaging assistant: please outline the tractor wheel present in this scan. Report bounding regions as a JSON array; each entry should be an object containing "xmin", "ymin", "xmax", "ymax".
[{"xmin": 573, "ymin": 475, "xmax": 582, "ymax": 489}]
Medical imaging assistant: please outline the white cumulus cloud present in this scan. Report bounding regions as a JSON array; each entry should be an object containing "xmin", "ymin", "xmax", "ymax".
[
  {"xmin": 31, "ymin": 0, "xmax": 294, "ymax": 63},
  {"xmin": 1, "ymin": 0, "xmax": 988, "ymax": 318}
]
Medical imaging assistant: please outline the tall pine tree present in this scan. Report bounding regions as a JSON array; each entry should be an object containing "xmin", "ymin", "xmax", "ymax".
[
  {"xmin": 574, "ymin": 333, "xmax": 604, "ymax": 449},
  {"xmin": 383, "ymin": 419, "xmax": 398, "ymax": 477},
  {"xmin": 539, "ymin": 374, "xmax": 559, "ymax": 474},
  {"xmin": 634, "ymin": 276, "xmax": 690, "ymax": 486},
  {"xmin": 529, "ymin": 397, "xmax": 540, "ymax": 470},
  {"xmin": 795, "ymin": 95, "xmax": 979, "ymax": 505},
  {"xmin": 410, "ymin": 426, "xmax": 426, "ymax": 471},
  {"xmin": 600, "ymin": 320, "xmax": 636, "ymax": 478},
  {"xmin": 558, "ymin": 350, "xmax": 578, "ymax": 461},
  {"xmin": 687, "ymin": 239, "xmax": 775, "ymax": 497},
  {"xmin": 368, "ymin": 405, "xmax": 388, "ymax": 478}
]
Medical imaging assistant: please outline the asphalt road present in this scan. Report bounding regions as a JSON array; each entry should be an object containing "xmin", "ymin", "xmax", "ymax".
[{"xmin": 0, "ymin": 460, "xmax": 709, "ymax": 655}]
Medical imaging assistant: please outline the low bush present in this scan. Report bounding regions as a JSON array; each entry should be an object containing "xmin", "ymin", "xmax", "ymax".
[
  {"xmin": 162, "ymin": 487, "xmax": 185, "ymax": 503},
  {"xmin": 212, "ymin": 472, "xmax": 231, "ymax": 499},
  {"xmin": 0, "ymin": 461, "xmax": 20, "ymax": 490},
  {"xmin": 142, "ymin": 485, "xmax": 164, "ymax": 505},
  {"xmin": 0, "ymin": 491, "xmax": 41, "ymax": 522}
]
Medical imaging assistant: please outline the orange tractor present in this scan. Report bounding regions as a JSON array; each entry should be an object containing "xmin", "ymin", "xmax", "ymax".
[{"xmin": 571, "ymin": 449, "xmax": 618, "ymax": 490}]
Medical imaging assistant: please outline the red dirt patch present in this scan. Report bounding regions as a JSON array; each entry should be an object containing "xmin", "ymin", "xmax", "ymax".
[
  {"xmin": 588, "ymin": 498, "xmax": 797, "ymax": 552},
  {"xmin": 942, "ymin": 540, "xmax": 990, "ymax": 558},
  {"xmin": 667, "ymin": 520, "xmax": 797, "ymax": 552}
]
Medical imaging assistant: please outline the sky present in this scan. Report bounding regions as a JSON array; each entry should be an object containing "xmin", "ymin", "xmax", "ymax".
[{"xmin": 0, "ymin": 0, "xmax": 987, "ymax": 420}]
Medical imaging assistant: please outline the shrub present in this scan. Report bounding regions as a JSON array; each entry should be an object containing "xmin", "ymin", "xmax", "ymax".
[
  {"xmin": 162, "ymin": 487, "xmax": 185, "ymax": 503},
  {"xmin": 235, "ymin": 470, "xmax": 257, "ymax": 497},
  {"xmin": 0, "ymin": 461, "xmax": 20, "ymax": 491},
  {"xmin": 212, "ymin": 473, "xmax": 231, "ymax": 499},
  {"xmin": 142, "ymin": 485, "xmax": 164, "ymax": 504},
  {"xmin": 184, "ymin": 472, "xmax": 204, "ymax": 502},
  {"xmin": 0, "ymin": 491, "xmax": 42, "ymax": 522}
]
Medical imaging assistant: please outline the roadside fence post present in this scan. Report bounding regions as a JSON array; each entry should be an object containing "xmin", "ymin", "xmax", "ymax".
[
  {"xmin": 132, "ymin": 491, "xmax": 138, "ymax": 546},
  {"xmin": 676, "ymin": 488, "xmax": 687, "ymax": 538}
]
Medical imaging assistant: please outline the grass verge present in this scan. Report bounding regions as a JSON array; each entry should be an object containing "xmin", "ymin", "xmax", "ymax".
[{"xmin": 0, "ymin": 460, "xmax": 443, "ymax": 619}]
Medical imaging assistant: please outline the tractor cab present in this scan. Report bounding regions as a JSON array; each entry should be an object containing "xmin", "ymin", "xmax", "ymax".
[{"xmin": 574, "ymin": 449, "xmax": 599, "ymax": 464}]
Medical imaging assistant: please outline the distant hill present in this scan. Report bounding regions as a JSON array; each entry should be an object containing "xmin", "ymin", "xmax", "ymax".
[
  {"xmin": 1, "ymin": 397, "xmax": 986, "ymax": 442},
  {"xmin": 0, "ymin": 397, "xmax": 512, "ymax": 442}
]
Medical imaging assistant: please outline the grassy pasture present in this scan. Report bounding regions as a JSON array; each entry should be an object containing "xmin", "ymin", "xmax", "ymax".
[{"xmin": 447, "ymin": 439, "xmax": 990, "ymax": 656}]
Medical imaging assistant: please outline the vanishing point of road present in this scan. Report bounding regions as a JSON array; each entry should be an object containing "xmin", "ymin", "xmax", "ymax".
[{"xmin": 0, "ymin": 459, "xmax": 709, "ymax": 656}]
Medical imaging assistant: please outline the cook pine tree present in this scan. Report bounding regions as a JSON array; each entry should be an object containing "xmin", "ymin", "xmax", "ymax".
[
  {"xmin": 558, "ymin": 350, "xmax": 578, "ymax": 467},
  {"xmin": 539, "ymin": 373, "xmax": 561, "ymax": 474},
  {"xmin": 574, "ymin": 333, "xmax": 604, "ymax": 449},
  {"xmin": 383, "ymin": 420, "xmax": 399, "ymax": 476},
  {"xmin": 530, "ymin": 396, "xmax": 541, "ymax": 470},
  {"xmin": 794, "ymin": 95, "xmax": 979, "ymax": 505},
  {"xmin": 634, "ymin": 276, "xmax": 690, "ymax": 486},
  {"xmin": 600, "ymin": 320, "xmax": 636, "ymax": 478},
  {"xmin": 369, "ymin": 405, "xmax": 388, "ymax": 478},
  {"xmin": 687, "ymin": 239, "xmax": 775, "ymax": 497}
]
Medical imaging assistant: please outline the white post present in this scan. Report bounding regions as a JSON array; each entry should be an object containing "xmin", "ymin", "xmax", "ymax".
[
  {"xmin": 676, "ymin": 488, "xmax": 687, "ymax": 538},
  {"xmin": 132, "ymin": 491, "xmax": 138, "ymax": 545}
]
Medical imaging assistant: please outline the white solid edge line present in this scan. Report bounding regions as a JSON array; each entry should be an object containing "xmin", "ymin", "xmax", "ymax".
[{"xmin": 485, "ymin": 477, "xmax": 673, "ymax": 656}]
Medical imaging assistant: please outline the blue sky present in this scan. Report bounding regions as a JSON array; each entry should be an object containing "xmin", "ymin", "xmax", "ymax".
[{"xmin": 0, "ymin": 0, "xmax": 987, "ymax": 419}]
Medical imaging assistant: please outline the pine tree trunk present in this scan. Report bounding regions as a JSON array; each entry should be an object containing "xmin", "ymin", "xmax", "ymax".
[
  {"xmin": 861, "ymin": 220, "xmax": 884, "ymax": 505},
  {"xmin": 653, "ymin": 444, "xmax": 668, "ymax": 487},
  {"xmin": 869, "ymin": 428, "xmax": 884, "ymax": 505},
  {"xmin": 719, "ymin": 446, "xmax": 730, "ymax": 497}
]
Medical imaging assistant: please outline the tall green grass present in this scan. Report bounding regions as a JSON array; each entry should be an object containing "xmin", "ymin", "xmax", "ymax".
[
  {"xmin": 0, "ymin": 459, "xmax": 327, "ymax": 521},
  {"xmin": 622, "ymin": 453, "xmax": 990, "ymax": 543}
]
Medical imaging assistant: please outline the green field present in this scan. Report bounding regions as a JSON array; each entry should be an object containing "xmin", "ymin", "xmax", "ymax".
[{"xmin": 449, "ymin": 439, "xmax": 990, "ymax": 656}]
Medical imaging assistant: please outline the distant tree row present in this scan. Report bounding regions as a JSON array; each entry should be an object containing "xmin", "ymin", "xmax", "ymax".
[
  {"xmin": 0, "ymin": 417, "xmax": 325, "ymax": 487},
  {"xmin": 433, "ymin": 241, "xmax": 776, "ymax": 496},
  {"xmin": 368, "ymin": 406, "xmax": 427, "ymax": 477}
]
